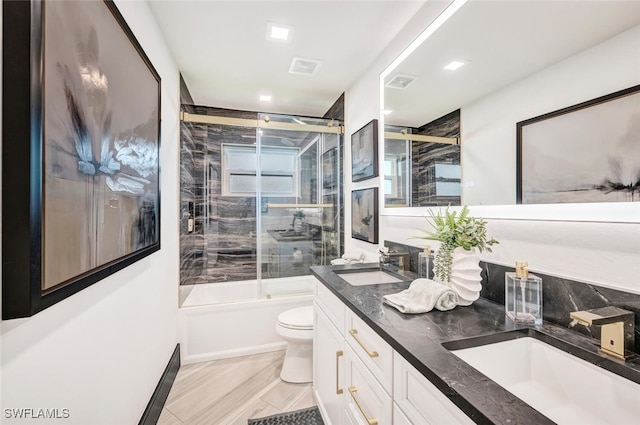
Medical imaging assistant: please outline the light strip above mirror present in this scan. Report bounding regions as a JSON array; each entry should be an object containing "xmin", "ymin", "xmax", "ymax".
[{"xmin": 380, "ymin": 0, "xmax": 468, "ymax": 81}]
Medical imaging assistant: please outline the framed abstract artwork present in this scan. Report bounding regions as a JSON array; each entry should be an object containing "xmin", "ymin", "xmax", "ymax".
[
  {"xmin": 322, "ymin": 147, "xmax": 337, "ymax": 189},
  {"xmin": 351, "ymin": 188, "xmax": 378, "ymax": 244},
  {"xmin": 351, "ymin": 119, "xmax": 378, "ymax": 182},
  {"xmin": 2, "ymin": 0, "xmax": 161, "ymax": 319},
  {"xmin": 517, "ymin": 84, "xmax": 640, "ymax": 205}
]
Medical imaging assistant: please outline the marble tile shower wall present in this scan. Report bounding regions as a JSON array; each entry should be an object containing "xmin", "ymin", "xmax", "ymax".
[
  {"xmin": 412, "ymin": 109, "xmax": 460, "ymax": 207},
  {"xmin": 384, "ymin": 240, "xmax": 640, "ymax": 354},
  {"xmin": 180, "ymin": 106, "xmax": 260, "ymax": 286},
  {"xmin": 180, "ymin": 104, "xmax": 344, "ymax": 286},
  {"xmin": 179, "ymin": 85, "xmax": 345, "ymax": 287}
]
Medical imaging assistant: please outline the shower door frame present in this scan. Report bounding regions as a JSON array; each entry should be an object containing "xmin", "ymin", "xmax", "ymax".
[{"xmin": 180, "ymin": 111, "xmax": 343, "ymax": 298}]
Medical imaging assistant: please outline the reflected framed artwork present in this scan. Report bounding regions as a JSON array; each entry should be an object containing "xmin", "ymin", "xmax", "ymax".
[
  {"xmin": 351, "ymin": 119, "xmax": 378, "ymax": 182},
  {"xmin": 351, "ymin": 188, "xmax": 378, "ymax": 244},
  {"xmin": 2, "ymin": 0, "xmax": 161, "ymax": 319},
  {"xmin": 517, "ymin": 84, "xmax": 640, "ymax": 205},
  {"xmin": 322, "ymin": 147, "xmax": 337, "ymax": 189}
]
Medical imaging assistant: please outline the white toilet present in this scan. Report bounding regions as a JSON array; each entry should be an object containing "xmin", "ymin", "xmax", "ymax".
[{"xmin": 276, "ymin": 305, "xmax": 314, "ymax": 383}]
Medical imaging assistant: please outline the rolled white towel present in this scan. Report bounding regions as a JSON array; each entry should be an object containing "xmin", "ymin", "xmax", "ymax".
[
  {"xmin": 341, "ymin": 251, "xmax": 365, "ymax": 263},
  {"xmin": 383, "ymin": 278, "xmax": 459, "ymax": 314}
]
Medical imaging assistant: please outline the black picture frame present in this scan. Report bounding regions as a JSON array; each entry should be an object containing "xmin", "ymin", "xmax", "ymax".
[
  {"xmin": 516, "ymin": 84, "xmax": 640, "ymax": 205},
  {"xmin": 351, "ymin": 188, "xmax": 378, "ymax": 244},
  {"xmin": 322, "ymin": 147, "xmax": 337, "ymax": 189},
  {"xmin": 2, "ymin": 0, "xmax": 161, "ymax": 319},
  {"xmin": 351, "ymin": 119, "xmax": 378, "ymax": 182}
]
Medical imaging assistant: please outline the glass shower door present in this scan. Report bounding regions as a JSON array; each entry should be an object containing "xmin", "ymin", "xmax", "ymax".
[{"xmin": 257, "ymin": 113, "xmax": 341, "ymax": 297}]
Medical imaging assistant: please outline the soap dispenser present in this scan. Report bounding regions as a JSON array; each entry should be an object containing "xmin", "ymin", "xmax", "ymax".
[
  {"xmin": 505, "ymin": 261, "xmax": 543, "ymax": 325},
  {"xmin": 418, "ymin": 245, "xmax": 431, "ymax": 278}
]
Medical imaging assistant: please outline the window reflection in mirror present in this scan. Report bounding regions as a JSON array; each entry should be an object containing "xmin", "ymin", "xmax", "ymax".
[{"xmin": 384, "ymin": 110, "xmax": 461, "ymax": 207}]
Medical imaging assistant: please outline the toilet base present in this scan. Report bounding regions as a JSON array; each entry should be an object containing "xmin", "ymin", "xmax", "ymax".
[{"xmin": 280, "ymin": 341, "xmax": 313, "ymax": 383}]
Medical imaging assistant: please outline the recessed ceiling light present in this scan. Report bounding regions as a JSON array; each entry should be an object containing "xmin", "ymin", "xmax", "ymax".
[
  {"xmin": 382, "ymin": 110, "xmax": 393, "ymax": 115},
  {"xmin": 444, "ymin": 60, "xmax": 467, "ymax": 71},
  {"xmin": 259, "ymin": 95, "xmax": 272, "ymax": 102},
  {"xmin": 266, "ymin": 22, "xmax": 293, "ymax": 42}
]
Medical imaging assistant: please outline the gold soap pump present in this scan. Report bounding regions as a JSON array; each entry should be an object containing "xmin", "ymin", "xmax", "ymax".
[{"xmin": 515, "ymin": 261, "xmax": 529, "ymax": 278}]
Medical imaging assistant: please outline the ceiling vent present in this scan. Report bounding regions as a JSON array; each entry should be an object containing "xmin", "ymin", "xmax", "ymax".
[
  {"xmin": 385, "ymin": 74, "xmax": 418, "ymax": 90},
  {"xmin": 289, "ymin": 57, "xmax": 322, "ymax": 76}
]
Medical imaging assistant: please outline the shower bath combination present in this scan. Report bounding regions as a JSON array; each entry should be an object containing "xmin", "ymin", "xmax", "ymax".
[{"xmin": 179, "ymin": 110, "xmax": 344, "ymax": 305}]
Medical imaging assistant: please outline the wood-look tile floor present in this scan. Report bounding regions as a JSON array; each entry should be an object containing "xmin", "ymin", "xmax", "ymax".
[{"xmin": 157, "ymin": 350, "xmax": 316, "ymax": 425}]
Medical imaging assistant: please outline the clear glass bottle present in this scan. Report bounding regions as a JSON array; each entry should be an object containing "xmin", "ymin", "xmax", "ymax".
[
  {"xmin": 505, "ymin": 261, "xmax": 543, "ymax": 325},
  {"xmin": 418, "ymin": 246, "xmax": 431, "ymax": 278}
]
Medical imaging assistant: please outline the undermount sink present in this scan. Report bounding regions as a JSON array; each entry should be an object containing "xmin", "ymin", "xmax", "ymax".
[
  {"xmin": 335, "ymin": 268, "xmax": 404, "ymax": 286},
  {"xmin": 445, "ymin": 334, "xmax": 640, "ymax": 424}
]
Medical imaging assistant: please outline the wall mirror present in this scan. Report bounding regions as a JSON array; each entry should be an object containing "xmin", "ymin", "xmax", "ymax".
[{"xmin": 380, "ymin": 0, "xmax": 640, "ymax": 222}]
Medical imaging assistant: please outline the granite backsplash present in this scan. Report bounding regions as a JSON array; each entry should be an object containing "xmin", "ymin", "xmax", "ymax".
[{"xmin": 384, "ymin": 240, "xmax": 640, "ymax": 355}]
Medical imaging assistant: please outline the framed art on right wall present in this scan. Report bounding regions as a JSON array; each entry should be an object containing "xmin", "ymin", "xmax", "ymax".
[
  {"xmin": 517, "ymin": 84, "xmax": 640, "ymax": 205},
  {"xmin": 351, "ymin": 119, "xmax": 378, "ymax": 182},
  {"xmin": 351, "ymin": 188, "xmax": 378, "ymax": 244}
]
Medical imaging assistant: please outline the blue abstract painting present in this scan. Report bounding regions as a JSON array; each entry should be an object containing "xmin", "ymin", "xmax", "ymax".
[{"xmin": 43, "ymin": 0, "xmax": 160, "ymax": 290}]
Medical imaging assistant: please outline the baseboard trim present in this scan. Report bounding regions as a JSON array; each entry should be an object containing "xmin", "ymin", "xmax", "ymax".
[
  {"xmin": 138, "ymin": 344, "xmax": 180, "ymax": 425},
  {"xmin": 181, "ymin": 341, "xmax": 287, "ymax": 365}
]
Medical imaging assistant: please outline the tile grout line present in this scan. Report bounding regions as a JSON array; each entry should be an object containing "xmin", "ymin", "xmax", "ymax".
[
  {"xmin": 162, "ymin": 406, "xmax": 183, "ymax": 424},
  {"xmin": 280, "ymin": 384, "xmax": 315, "ymax": 412},
  {"xmin": 217, "ymin": 377, "xmax": 283, "ymax": 424}
]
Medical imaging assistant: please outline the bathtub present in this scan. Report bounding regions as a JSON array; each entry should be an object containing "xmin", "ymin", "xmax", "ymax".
[{"xmin": 179, "ymin": 275, "xmax": 316, "ymax": 364}]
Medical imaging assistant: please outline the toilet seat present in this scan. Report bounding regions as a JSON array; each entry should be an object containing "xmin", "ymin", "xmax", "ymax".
[{"xmin": 277, "ymin": 306, "xmax": 313, "ymax": 330}]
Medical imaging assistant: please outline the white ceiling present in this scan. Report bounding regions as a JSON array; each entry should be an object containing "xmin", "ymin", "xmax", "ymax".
[
  {"xmin": 148, "ymin": 0, "xmax": 426, "ymax": 117},
  {"xmin": 384, "ymin": 0, "xmax": 640, "ymax": 127}
]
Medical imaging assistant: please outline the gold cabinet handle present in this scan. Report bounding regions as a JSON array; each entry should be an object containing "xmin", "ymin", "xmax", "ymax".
[
  {"xmin": 349, "ymin": 329, "xmax": 379, "ymax": 358},
  {"xmin": 348, "ymin": 386, "xmax": 378, "ymax": 425},
  {"xmin": 336, "ymin": 350, "xmax": 343, "ymax": 394}
]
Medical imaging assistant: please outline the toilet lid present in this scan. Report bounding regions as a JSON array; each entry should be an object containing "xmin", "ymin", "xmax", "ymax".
[{"xmin": 278, "ymin": 306, "xmax": 313, "ymax": 330}]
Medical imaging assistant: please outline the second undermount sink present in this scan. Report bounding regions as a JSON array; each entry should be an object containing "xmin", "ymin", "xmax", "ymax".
[
  {"xmin": 445, "ymin": 334, "xmax": 640, "ymax": 424},
  {"xmin": 335, "ymin": 268, "xmax": 404, "ymax": 286}
]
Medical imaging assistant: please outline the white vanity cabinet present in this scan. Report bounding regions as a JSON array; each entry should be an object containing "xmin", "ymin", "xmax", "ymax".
[
  {"xmin": 313, "ymin": 278, "xmax": 474, "ymax": 425},
  {"xmin": 345, "ymin": 310, "xmax": 394, "ymax": 392},
  {"xmin": 393, "ymin": 352, "xmax": 475, "ymax": 425},
  {"xmin": 344, "ymin": 345, "xmax": 393, "ymax": 425},
  {"xmin": 314, "ymin": 282, "xmax": 346, "ymax": 425}
]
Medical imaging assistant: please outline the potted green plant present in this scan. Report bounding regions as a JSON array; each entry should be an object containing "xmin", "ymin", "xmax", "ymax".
[
  {"xmin": 292, "ymin": 209, "xmax": 305, "ymax": 233},
  {"xmin": 414, "ymin": 206, "xmax": 498, "ymax": 305}
]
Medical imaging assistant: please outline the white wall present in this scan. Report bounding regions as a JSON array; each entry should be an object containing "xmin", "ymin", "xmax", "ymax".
[
  {"xmin": 344, "ymin": 3, "xmax": 640, "ymax": 294},
  {"xmin": 344, "ymin": 0, "xmax": 453, "ymax": 258},
  {"xmin": 0, "ymin": 1, "xmax": 181, "ymax": 424},
  {"xmin": 463, "ymin": 25, "xmax": 640, "ymax": 206}
]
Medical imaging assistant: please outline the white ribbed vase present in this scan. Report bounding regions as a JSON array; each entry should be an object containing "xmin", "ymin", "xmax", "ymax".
[{"xmin": 436, "ymin": 247, "xmax": 482, "ymax": 306}]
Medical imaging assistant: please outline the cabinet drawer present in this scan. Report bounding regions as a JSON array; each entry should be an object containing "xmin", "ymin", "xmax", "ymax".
[
  {"xmin": 346, "ymin": 310, "xmax": 393, "ymax": 392},
  {"xmin": 392, "ymin": 402, "xmax": 412, "ymax": 425},
  {"xmin": 393, "ymin": 352, "xmax": 474, "ymax": 425},
  {"xmin": 344, "ymin": 346, "xmax": 392, "ymax": 425},
  {"xmin": 315, "ymin": 280, "xmax": 345, "ymax": 332}
]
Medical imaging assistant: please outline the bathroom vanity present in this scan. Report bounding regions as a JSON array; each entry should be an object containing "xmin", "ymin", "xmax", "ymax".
[{"xmin": 310, "ymin": 264, "xmax": 640, "ymax": 425}]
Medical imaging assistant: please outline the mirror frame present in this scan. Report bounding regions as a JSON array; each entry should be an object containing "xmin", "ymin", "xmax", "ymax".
[{"xmin": 378, "ymin": 0, "xmax": 640, "ymax": 223}]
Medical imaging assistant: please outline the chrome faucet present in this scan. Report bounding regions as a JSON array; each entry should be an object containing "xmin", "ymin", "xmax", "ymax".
[
  {"xmin": 570, "ymin": 306, "xmax": 635, "ymax": 360},
  {"xmin": 379, "ymin": 248, "xmax": 410, "ymax": 271}
]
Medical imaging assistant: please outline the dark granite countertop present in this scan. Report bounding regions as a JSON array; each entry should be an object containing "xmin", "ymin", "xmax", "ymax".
[
  {"xmin": 311, "ymin": 263, "xmax": 640, "ymax": 425},
  {"xmin": 267, "ymin": 229, "xmax": 314, "ymax": 242}
]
